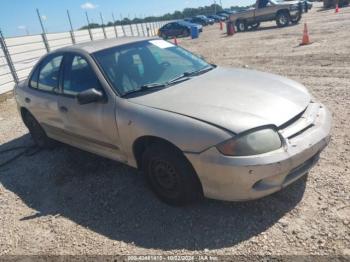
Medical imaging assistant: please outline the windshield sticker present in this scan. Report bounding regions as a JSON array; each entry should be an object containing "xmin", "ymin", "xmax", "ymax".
[{"xmin": 149, "ymin": 40, "xmax": 174, "ymax": 49}]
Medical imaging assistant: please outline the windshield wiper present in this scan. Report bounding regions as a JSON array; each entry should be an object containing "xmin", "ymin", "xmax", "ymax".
[
  {"xmin": 166, "ymin": 66, "xmax": 214, "ymax": 85},
  {"xmin": 122, "ymin": 82, "xmax": 166, "ymax": 97},
  {"xmin": 122, "ymin": 66, "xmax": 215, "ymax": 97}
]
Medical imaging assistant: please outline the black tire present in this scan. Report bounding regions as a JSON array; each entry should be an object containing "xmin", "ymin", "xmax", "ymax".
[
  {"xmin": 142, "ymin": 143, "xmax": 203, "ymax": 206},
  {"xmin": 276, "ymin": 11, "xmax": 291, "ymax": 27},
  {"xmin": 23, "ymin": 111, "xmax": 56, "ymax": 148},
  {"xmin": 182, "ymin": 29, "xmax": 190, "ymax": 38},
  {"xmin": 160, "ymin": 33, "xmax": 168, "ymax": 40},
  {"xmin": 236, "ymin": 20, "xmax": 247, "ymax": 32},
  {"xmin": 291, "ymin": 12, "xmax": 302, "ymax": 24},
  {"xmin": 250, "ymin": 22, "xmax": 260, "ymax": 30}
]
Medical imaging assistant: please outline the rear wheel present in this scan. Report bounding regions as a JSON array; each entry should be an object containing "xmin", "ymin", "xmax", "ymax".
[
  {"xmin": 276, "ymin": 12, "xmax": 291, "ymax": 27},
  {"xmin": 23, "ymin": 111, "xmax": 56, "ymax": 148},
  {"xmin": 142, "ymin": 143, "xmax": 203, "ymax": 206},
  {"xmin": 236, "ymin": 20, "xmax": 247, "ymax": 32}
]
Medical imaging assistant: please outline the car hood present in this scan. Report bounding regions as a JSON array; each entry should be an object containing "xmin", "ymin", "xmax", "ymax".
[
  {"xmin": 129, "ymin": 67, "xmax": 311, "ymax": 134},
  {"xmin": 277, "ymin": 0, "xmax": 300, "ymax": 5}
]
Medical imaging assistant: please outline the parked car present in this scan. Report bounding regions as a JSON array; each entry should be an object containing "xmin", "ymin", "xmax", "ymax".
[
  {"xmin": 178, "ymin": 20, "xmax": 203, "ymax": 33},
  {"xmin": 158, "ymin": 21, "xmax": 201, "ymax": 39},
  {"xmin": 280, "ymin": 0, "xmax": 312, "ymax": 11},
  {"xmin": 196, "ymin": 15, "xmax": 215, "ymax": 25},
  {"xmin": 208, "ymin": 15, "xmax": 227, "ymax": 22},
  {"xmin": 186, "ymin": 16, "xmax": 209, "ymax": 26},
  {"xmin": 15, "ymin": 38, "xmax": 331, "ymax": 206},
  {"xmin": 230, "ymin": 0, "xmax": 305, "ymax": 32},
  {"xmin": 216, "ymin": 13, "xmax": 230, "ymax": 21}
]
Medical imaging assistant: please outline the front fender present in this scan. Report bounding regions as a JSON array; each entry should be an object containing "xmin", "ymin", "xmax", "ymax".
[{"xmin": 116, "ymin": 98, "xmax": 233, "ymax": 167}]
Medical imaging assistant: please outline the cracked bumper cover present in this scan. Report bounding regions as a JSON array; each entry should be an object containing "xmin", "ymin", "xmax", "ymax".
[{"xmin": 185, "ymin": 103, "xmax": 332, "ymax": 201}]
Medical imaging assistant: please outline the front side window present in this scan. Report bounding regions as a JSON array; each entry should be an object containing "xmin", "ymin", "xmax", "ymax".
[
  {"xmin": 93, "ymin": 40, "xmax": 212, "ymax": 96},
  {"xmin": 63, "ymin": 55, "xmax": 101, "ymax": 96},
  {"xmin": 37, "ymin": 55, "xmax": 63, "ymax": 92}
]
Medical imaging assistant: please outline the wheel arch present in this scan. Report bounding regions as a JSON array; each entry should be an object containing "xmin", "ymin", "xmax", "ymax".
[
  {"xmin": 20, "ymin": 107, "xmax": 31, "ymax": 123},
  {"xmin": 133, "ymin": 135, "xmax": 184, "ymax": 169},
  {"xmin": 133, "ymin": 135, "xmax": 204, "ymax": 197},
  {"xmin": 276, "ymin": 9, "xmax": 290, "ymax": 17}
]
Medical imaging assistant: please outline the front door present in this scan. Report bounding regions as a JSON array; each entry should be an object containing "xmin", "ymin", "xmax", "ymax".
[
  {"xmin": 255, "ymin": 0, "xmax": 278, "ymax": 21},
  {"xmin": 55, "ymin": 53, "xmax": 125, "ymax": 162}
]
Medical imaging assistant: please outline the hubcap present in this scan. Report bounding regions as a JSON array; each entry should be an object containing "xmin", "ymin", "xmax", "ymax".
[
  {"xmin": 279, "ymin": 15, "xmax": 287, "ymax": 25},
  {"xmin": 151, "ymin": 159, "xmax": 178, "ymax": 192},
  {"xmin": 239, "ymin": 23, "xmax": 245, "ymax": 31}
]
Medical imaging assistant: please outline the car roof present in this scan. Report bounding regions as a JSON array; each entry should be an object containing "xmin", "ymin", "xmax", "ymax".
[{"xmin": 54, "ymin": 37, "xmax": 157, "ymax": 54}]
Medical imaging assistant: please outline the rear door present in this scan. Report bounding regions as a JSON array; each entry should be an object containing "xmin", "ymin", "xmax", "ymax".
[
  {"xmin": 55, "ymin": 53, "xmax": 125, "ymax": 162},
  {"xmin": 24, "ymin": 54, "xmax": 64, "ymax": 135}
]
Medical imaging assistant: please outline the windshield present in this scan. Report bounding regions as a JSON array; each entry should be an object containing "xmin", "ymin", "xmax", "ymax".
[{"xmin": 93, "ymin": 40, "xmax": 212, "ymax": 96}]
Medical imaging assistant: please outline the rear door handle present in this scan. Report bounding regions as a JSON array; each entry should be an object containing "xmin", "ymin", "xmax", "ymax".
[
  {"xmin": 59, "ymin": 106, "xmax": 68, "ymax": 113},
  {"xmin": 25, "ymin": 97, "xmax": 31, "ymax": 103}
]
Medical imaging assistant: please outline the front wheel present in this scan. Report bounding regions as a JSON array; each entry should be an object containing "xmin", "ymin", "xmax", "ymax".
[
  {"xmin": 250, "ymin": 22, "xmax": 260, "ymax": 30},
  {"xmin": 142, "ymin": 143, "xmax": 203, "ymax": 206},
  {"xmin": 291, "ymin": 12, "xmax": 302, "ymax": 24},
  {"xmin": 276, "ymin": 12, "xmax": 290, "ymax": 27},
  {"xmin": 182, "ymin": 29, "xmax": 190, "ymax": 37}
]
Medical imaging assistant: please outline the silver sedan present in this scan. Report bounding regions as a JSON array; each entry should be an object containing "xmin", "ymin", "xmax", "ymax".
[{"xmin": 14, "ymin": 37, "xmax": 331, "ymax": 205}]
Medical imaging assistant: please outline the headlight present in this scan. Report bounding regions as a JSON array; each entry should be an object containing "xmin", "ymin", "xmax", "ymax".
[{"xmin": 217, "ymin": 128, "xmax": 282, "ymax": 156}]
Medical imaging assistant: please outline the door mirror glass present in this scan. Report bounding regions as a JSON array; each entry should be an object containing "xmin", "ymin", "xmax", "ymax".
[{"xmin": 77, "ymin": 88, "xmax": 104, "ymax": 105}]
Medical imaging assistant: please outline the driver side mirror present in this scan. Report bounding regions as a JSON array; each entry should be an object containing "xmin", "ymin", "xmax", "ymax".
[{"xmin": 77, "ymin": 88, "xmax": 104, "ymax": 105}]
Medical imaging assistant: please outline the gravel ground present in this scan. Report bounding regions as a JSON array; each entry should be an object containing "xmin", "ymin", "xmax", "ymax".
[{"xmin": 0, "ymin": 3, "xmax": 349, "ymax": 257}]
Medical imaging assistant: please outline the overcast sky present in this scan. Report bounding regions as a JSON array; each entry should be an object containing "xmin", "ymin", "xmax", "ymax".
[{"xmin": 0, "ymin": 0, "xmax": 255, "ymax": 37}]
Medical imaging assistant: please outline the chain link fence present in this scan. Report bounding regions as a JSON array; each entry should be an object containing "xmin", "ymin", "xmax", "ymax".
[{"xmin": 0, "ymin": 20, "xmax": 169, "ymax": 95}]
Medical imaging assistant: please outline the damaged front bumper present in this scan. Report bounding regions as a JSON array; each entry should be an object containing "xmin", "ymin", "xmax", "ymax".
[{"xmin": 185, "ymin": 103, "xmax": 332, "ymax": 201}]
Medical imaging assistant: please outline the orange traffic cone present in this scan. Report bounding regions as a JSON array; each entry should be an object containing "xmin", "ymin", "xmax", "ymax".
[
  {"xmin": 335, "ymin": 4, "xmax": 339, "ymax": 13},
  {"xmin": 220, "ymin": 21, "xmax": 223, "ymax": 30},
  {"xmin": 173, "ymin": 36, "xmax": 178, "ymax": 45},
  {"xmin": 300, "ymin": 23, "xmax": 311, "ymax": 45}
]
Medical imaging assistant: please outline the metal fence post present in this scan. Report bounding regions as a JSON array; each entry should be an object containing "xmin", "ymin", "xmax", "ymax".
[
  {"xmin": 36, "ymin": 9, "xmax": 50, "ymax": 52},
  {"xmin": 0, "ymin": 30, "xmax": 19, "ymax": 84},
  {"xmin": 100, "ymin": 13, "xmax": 107, "ymax": 39},
  {"xmin": 146, "ymin": 24, "xmax": 150, "ymax": 37},
  {"xmin": 85, "ymin": 12, "xmax": 94, "ymax": 41},
  {"xmin": 120, "ymin": 14, "xmax": 126, "ymax": 37},
  {"xmin": 135, "ymin": 15, "xmax": 140, "ymax": 36},
  {"xmin": 141, "ymin": 22, "xmax": 146, "ymax": 36},
  {"xmin": 67, "ymin": 10, "xmax": 76, "ymax": 44},
  {"xmin": 151, "ymin": 22, "xmax": 155, "ymax": 36},
  {"xmin": 112, "ymin": 13, "xmax": 118, "ymax": 38},
  {"xmin": 129, "ymin": 22, "xmax": 134, "ymax": 36}
]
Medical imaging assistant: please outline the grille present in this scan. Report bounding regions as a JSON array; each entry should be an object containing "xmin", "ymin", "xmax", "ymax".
[{"xmin": 279, "ymin": 103, "xmax": 320, "ymax": 140}]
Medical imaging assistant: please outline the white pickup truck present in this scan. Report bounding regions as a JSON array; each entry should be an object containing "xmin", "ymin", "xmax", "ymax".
[{"xmin": 230, "ymin": 0, "xmax": 306, "ymax": 32}]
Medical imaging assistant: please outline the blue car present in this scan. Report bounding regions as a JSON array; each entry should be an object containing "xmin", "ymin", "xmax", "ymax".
[{"xmin": 158, "ymin": 21, "xmax": 202, "ymax": 39}]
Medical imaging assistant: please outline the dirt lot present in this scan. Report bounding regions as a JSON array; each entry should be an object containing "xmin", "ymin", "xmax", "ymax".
[{"xmin": 0, "ymin": 3, "xmax": 349, "ymax": 257}]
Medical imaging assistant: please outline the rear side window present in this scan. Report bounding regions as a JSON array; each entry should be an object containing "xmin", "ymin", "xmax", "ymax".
[
  {"xmin": 37, "ymin": 55, "xmax": 63, "ymax": 92},
  {"xmin": 29, "ymin": 66, "xmax": 40, "ymax": 88}
]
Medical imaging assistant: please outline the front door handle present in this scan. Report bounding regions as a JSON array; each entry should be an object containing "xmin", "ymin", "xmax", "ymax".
[{"xmin": 59, "ymin": 106, "xmax": 68, "ymax": 113}]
